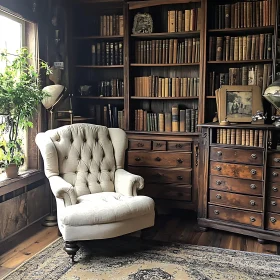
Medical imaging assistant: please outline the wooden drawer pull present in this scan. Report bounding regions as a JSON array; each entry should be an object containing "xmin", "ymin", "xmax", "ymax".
[
  {"xmin": 271, "ymin": 201, "xmax": 277, "ymax": 206},
  {"xmin": 250, "ymin": 200, "xmax": 256, "ymax": 206},
  {"xmin": 137, "ymin": 143, "xmax": 144, "ymax": 147},
  {"xmin": 216, "ymin": 180, "xmax": 222, "ymax": 185},
  {"xmin": 250, "ymin": 217, "xmax": 256, "ymax": 223},
  {"xmin": 272, "ymin": 172, "xmax": 279, "ymax": 177},
  {"xmin": 270, "ymin": 217, "xmax": 277, "ymax": 223},
  {"xmin": 155, "ymin": 157, "xmax": 161, "ymax": 162},
  {"xmin": 250, "ymin": 169, "xmax": 257, "ymax": 175},
  {"xmin": 217, "ymin": 151, "xmax": 222, "ymax": 156},
  {"xmin": 215, "ymin": 166, "xmax": 222, "ymax": 171},
  {"xmin": 177, "ymin": 176, "xmax": 183, "ymax": 180},
  {"xmin": 177, "ymin": 158, "xmax": 183, "ymax": 164},
  {"xmin": 274, "ymin": 158, "xmax": 280, "ymax": 163},
  {"xmin": 214, "ymin": 210, "xmax": 219, "ymax": 215},
  {"xmin": 273, "ymin": 187, "xmax": 278, "ymax": 192},
  {"xmin": 251, "ymin": 154, "xmax": 257, "ymax": 159},
  {"xmin": 176, "ymin": 144, "xmax": 182, "ymax": 148},
  {"xmin": 216, "ymin": 194, "xmax": 222, "ymax": 199},
  {"xmin": 135, "ymin": 157, "xmax": 141, "ymax": 162},
  {"xmin": 250, "ymin": 184, "xmax": 257, "ymax": 189}
]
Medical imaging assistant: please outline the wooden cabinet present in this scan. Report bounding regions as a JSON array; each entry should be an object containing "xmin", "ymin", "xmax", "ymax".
[
  {"xmin": 127, "ymin": 132, "xmax": 198, "ymax": 210},
  {"xmin": 198, "ymin": 124, "xmax": 280, "ymax": 243}
]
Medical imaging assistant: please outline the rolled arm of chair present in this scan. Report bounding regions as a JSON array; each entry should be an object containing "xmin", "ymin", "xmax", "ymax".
[
  {"xmin": 48, "ymin": 176, "xmax": 77, "ymax": 206},
  {"xmin": 114, "ymin": 169, "xmax": 144, "ymax": 197}
]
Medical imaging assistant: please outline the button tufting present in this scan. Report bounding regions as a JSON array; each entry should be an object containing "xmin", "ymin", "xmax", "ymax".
[
  {"xmin": 84, "ymin": 139, "xmax": 87, "ymax": 142},
  {"xmin": 97, "ymin": 180, "xmax": 100, "ymax": 184},
  {"xmin": 78, "ymin": 156, "xmax": 81, "ymax": 160},
  {"xmin": 65, "ymin": 156, "xmax": 68, "ymax": 159}
]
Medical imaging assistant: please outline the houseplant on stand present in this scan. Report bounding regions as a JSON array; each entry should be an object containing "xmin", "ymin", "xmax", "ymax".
[{"xmin": 0, "ymin": 48, "xmax": 50, "ymax": 178}]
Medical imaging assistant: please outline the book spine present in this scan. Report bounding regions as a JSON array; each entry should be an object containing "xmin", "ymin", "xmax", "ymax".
[{"xmin": 165, "ymin": 113, "xmax": 171, "ymax": 132}]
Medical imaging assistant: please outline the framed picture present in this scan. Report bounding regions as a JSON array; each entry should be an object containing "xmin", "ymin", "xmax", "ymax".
[{"xmin": 216, "ymin": 85, "xmax": 263, "ymax": 123}]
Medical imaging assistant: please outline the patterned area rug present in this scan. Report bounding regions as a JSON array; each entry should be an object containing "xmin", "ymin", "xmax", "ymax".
[{"xmin": 3, "ymin": 237, "xmax": 280, "ymax": 280}]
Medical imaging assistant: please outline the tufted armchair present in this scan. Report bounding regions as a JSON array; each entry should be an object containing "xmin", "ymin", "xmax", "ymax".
[{"xmin": 35, "ymin": 123, "xmax": 155, "ymax": 261}]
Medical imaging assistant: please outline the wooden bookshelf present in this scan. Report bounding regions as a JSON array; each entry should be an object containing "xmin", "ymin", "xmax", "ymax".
[
  {"xmin": 75, "ymin": 65, "xmax": 124, "ymax": 68},
  {"xmin": 208, "ymin": 26, "xmax": 274, "ymax": 35},
  {"xmin": 131, "ymin": 97, "xmax": 199, "ymax": 100},
  {"xmin": 131, "ymin": 63, "xmax": 200, "ymax": 67},
  {"xmin": 74, "ymin": 35, "xmax": 123, "ymax": 40},
  {"xmin": 131, "ymin": 31, "xmax": 200, "ymax": 39},
  {"xmin": 207, "ymin": 60, "xmax": 273, "ymax": 64},
  {"xmin": 76, "ymin": 96, "xmax": 124, "ymax": 100}
]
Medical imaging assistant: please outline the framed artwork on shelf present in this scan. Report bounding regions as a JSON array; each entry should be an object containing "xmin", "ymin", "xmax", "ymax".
[{"xmin": 216, "ymin": 85, "xmax": 263, "ymax": 123}]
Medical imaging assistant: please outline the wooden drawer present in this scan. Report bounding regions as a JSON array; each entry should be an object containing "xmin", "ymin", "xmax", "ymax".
[
  {"xmin": 210, "ymin": 161, "xmax": 263, "ymax": 181},
  {"xmin": 209, "ymin": 190, "xmax": 263, "ymax": 212},
  {"xmin": 140, "ymin": 184, "xmax": 192, "ymax": 201},
  {"xmin": 267, "ymin": 198, "xmax": 280, "ymax": 214},
  {"xmin": 209, "ymin": 175, "xmax": 263, "ymax": 196},
  {"xmin": 167, "ymin": 142, "xmax": 191, "ymax": 151},
  {"xmin": 268, "ymin": 152, "xmax": 280, "ymax": 168},
  {"xmin": 153, "ymin": 141, "xmax": 166, "ymax": 151},
  {"xmin": 127, "ymin": 151, "xmax": 191, "ymax": 168},
  {"xmin": 268, "ymin": 182, "xmax": 280, "ymax": 198},
  {"xmin": 127, "ymin": 167, "xmax": 191, "ymax": 185},
  {"xmin": 266, "ymin": 212, "xmax": 280, "ymax": 231},
  {"xmin": 129, "ymin": 140, "xmax": 151, "ymax": 150},
  {"xmin": 268, "ymin": 168, "xmax": 280, "ymax": 183},
  {"xmin": 208, "ymin": 205, "xmax": 262, "ymax": 228},
  {"xmin": 210, "ymin": 147, "xmax": 263, "ymax": 165}
]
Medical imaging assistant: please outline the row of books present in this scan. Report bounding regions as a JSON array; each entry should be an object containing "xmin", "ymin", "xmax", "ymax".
[
  {"xmin": 88, "ymin": 104, "xmax": 124, "ymax": 129},
  {"xmin": 135, "ymin": 107, "xmax": 198, "ymax": 133},
  {"xmin": 167, "ymin": 8, "xmax": 202, "ymax": 32},
  {"xmin": 213, "ymin": 1, "xmax": 276, "ymax": 29},
  {"xmin": 97, "ymin": 79, "xmax": 124, "ymax": 97},
  {"xmin": 208, "ymin": 64, "xmax": 272, "ymax": 96},
  {"xmin": 134, "ymin": 76, "xmax": 200, "ymax": 97},
  {"xmin": 216, "ymin": 128, "xmax": 264, "ymax": 147},
  {"xmin": 91, "ymin": 42, "xmax": 123, "ymax": 66},
  {"xmin": 99, "ymin": 15, "xmax": 124, "ymax": 36},
  {"xmin": 135, "ymin": 38, "xmax": 200, "ymax": 64},
  {"xmin": 209, "ymin": 34, "xmax": 273, "ymax": 61}
]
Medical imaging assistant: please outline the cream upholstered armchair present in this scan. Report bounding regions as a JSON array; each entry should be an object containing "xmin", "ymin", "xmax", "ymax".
[{"xmin": 35, "ymin": 123, "xmax": 155, "ymax": 261}]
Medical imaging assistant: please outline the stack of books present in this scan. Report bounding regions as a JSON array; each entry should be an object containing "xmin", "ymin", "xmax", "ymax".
[
  {"xmin": 99, "ymin": 14, "xmax": 124, "ymax": 36},
  {"xmin": 98, "ymin": 79, "xmax": 124, "ymax": 97}
]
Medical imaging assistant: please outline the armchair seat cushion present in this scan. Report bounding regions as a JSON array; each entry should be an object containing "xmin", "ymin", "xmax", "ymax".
[{"xmin": 60, "ymin": 192, "xmax": 154, "ymax": 226}]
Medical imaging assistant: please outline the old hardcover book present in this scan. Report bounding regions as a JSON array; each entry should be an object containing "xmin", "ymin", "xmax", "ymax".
[
  {"xmin": 192, "ymin": 38, "xmax": 196, "ymax": 63},
  {"xmin": 256, "ymin": 2, "xmax": 260, "ymax": 27},
  {"xmin": 230, "ymin": 37, "xmax": 234, "ymax": 61},
  {"xmin": 222, "ymin": 129, "xmax": 226, "ymax": 144},
  {"xmin": 259, "ymin": 33, "xmax": 265, "ymax": 60},
  {"xmin": 249, "ymin": 130, "xmax": 254, "ymax": 146},
  {"xmin": 236, "ymin": 129, "xmax": 242, "ymax": 145},
  {"xmin": 231, "ymin": 4, "xmax": 235, "ymax": 28},
  {"xmin": 119, "ymin": 15, "xmax": 124, "ymax": 36},
  {"xmin": 231, "ymin": 129, "xmax": 236, "ymax": 145},
  {"xmin": 255, "ymin": 35, "xmax": 260, "ymax": 60},
  {"xmin": 242, "ymin": 66, "xmax": 248, "ymax": 85},
  {"xmin": 241, "ymin": 129, "xmax": 246, "ymax": 145},
  {"xmin": 216, "ymin": 37, "xmax": 223, "ymax": 61},
  {"xmin": 225, "ymin": 36, "xmax": 230, "ymax": 61},
  {"xmin": 234, "ymin": 37, "xmax": 239, "ymax": 61},
  {"xmin": 173, "ymin": 39, "xmax": 178, "ymax": 64},
  {"xmin": 254, "ymin": 130, "xmax": 259, "ymax": 147},
  {"xmin": 190, "ymin": 9, "xmax": 194, "ymax": 31},
  {"xmin": 238, "ymin": 36, "xmax": 243, "ymax": 61},
  {"xmin": 178, "ymin": 11, "xmax": 182, "ymax": 32},
  {"xmin": 251, "ymin": 35, "xmax": 256, "ymax": 60},
  {"xmin": 119, "ymin": 42, "xmax": 123, "ymax": 65},
  {"xmin": 262, "ymin": 64, "xmax": 268, "ymax": 93},
  {"xmin": 246, "ymin": 35, "xmax": 252, "ymax": 60},
  {"xmin": 170, "ymin": 11, "xmax": 176, "ymax": 32},
  {"xmin": 185, "ymin": 10, "xmax": 191, "ymax": 31},
  {"xmin": 159, "ymin": 113, "xmax": 164, "ymax": 132},
  {"xmin": 190, "ymin": 109, "xmax": 196, "ymax": 132},
  {"xmin": 267, "ymin": 33, "xmax": 272, "ymax": 59},
  {"xmin": 179, "ymin": 110, "xmax": 185, "ymax": 132},
  {"xmin": 197, "ymin": 7, "xmax": 202, "ymax": 30},
  {"xmin": 187, "ymin": 39, "xmax": 192, "ymax": 63},
  {"xmin": 103, "ymin": 106, "xmax": 108, "ymax": 127},
  {"xmin": 165, "ymin": 113, "xmax": 172, "ymax": 132},
  {"xmin": 219, "ymin": 129, "xmax": 223, "ymax": 143},
  {"xmin": 259, "ymin": 130, "xmax": 263, "ymax": 147},
  {"xmin": 217, "ymin": 129, "xmax": 220, "ymax": 144},
  {"xmin": 226, "ymin": 129, "xmax": 231, "ymax": 144},
  {"xmin": 245, "ymin": 129, "xmax": 250, "ymax": 146},
  {"xmin": 171, "ymin": 78, "xmax": 176, "ymax": 97},
  {"xmin": 225, "ymin": 4, "xmax": 231, "ymax": 28},
  {"xmin": 185, "ymin": 109, "xmax": 191, "ymax": 132}
]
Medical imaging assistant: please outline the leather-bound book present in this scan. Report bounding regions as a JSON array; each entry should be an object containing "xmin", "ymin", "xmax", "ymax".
[
  {"xmin": 251, "ymin": 35, "xmax": 256, "ymax": 60},
  {"xmin": 169, "ymin": 10, "xmax": 176, "ymax": 32},
  {"xmin": 119, "ymin": 15, "xmax": 124, "ymax": 36},
  {"xmin": 155, "ymin": 40, "xmax": 159, "ymax": 64},
  {"xmin": 222, "ymin": 39, "xmax": 226, "ymax": 61},
  {"xmin": 143, "ymin": 110, "xmax": 147, "ymax": 131},
  {"xmin": 115, "ymin": 15, "xmax": 119, "ymax": 36},
  {"xmin": 234, "ymin": 37, "xmax": 239, "ymax": 61},
  {"xmin": 173, "ymin": 39, "xmax": 178, "ymax": 64},
  {"xmin": 259, "ymin": 34, "xmax": 265, "ymax": 59},
  {"xmin": 236, "ymin": 129, "xmax": 241, "ymax": 145},
  {"xmin": 254, "ymin": 130, "xmax": 259, "ymax": 147},
  {"xmin": 119, "ymin": 42, "xmax": 123, "ymax": 65},
  {"xmin": 100, "ymin": 16, "xmax": 103, "ymax": 36},
  {"xmin": 249, "ymin": 130, "xmax": 254, "ymax": 146},
  {"xmin": 161, "ymin": 78, "xmax": 165, "ymax": 98},
  {"xmin": 247, "ymin": 2, "xmax": 251, "ymax": 28},
  {"xmin": 164, "ymin": 78, "xmax": 169, "ymax": 97},
  {"xmin": 241, "ymin": 129, "xmax": 246, "ymax": 145},
  {"xmin": 114, "ymin": 42, "xmax": 119, "ymax": 65},
  {"xmin": 105, "ymin": 42, "xmax": 110, "ymax": 65},
  {"xmin": 178, "ymin": 10, "xmax": 182, "ymax": 32},
  {"xmin": 225, "ymin": 4, "xmax": 231, "ymax": 28},
  {"xmin": 222, "ymin": 129, "xmax": 227, "ymax": 144},
  {"xmin": 190, "ymin": 9, "xmax": 195, "ymax": 31},
  {"xmin": 158, "ymin": 113, "xmax": 164, "ymax": 132},
  {"xmin": 158, "ymin": 40, "xmax": 162, "ymax": 64},
  {"xmin": 165, "ymin": 113, "xmax": 172, "ymax": 132},
  {"xmin": 245, "ymin": 129, "xmax": 250, "ymax": 146},
  {"xmin": 158, "ymin": 78, "xmax": 162, "ymax": 97},
  {"xmin": 259, "ymin": 130, "xmax": 263, "ymax": 147},
  {"xmin": 190, "ymin": 109, "xmax": 196, "ymax": 132},
  {"xmin": 252, "ymin": 2, "xmax": 256, "ymax": 28},
  {"xmin": 267, "ymin": 33, "xmax": 272, "ymax": 59},
  {"xmin": 175, "ymin": 78, "xmax": 180, "ymax": 97},
  {"xmin": 197, "ymin": 7, "xmax": 202, "ymax": 30},
  {"xmin": 260, "ymin": 1, "xmax": 263, "ymax": 26},
  {"xmin": 225, "ymin": 36, "xmax": 230, "ymax": 61},
  {"xmin": 183, "ymin": 78, "xmax": 187, "ymax": 97},
  {"xmin": 146, "ymin": 41, "xmax": 150, "ymax": 64},
  {"xmin": 256, "ymin": 2, "xmax": 260, "ymax": 27},
  {"xmin": 151, "ymin": 40, "xmax": 155, "ymax": 64},
  {"xmin": 180, "ymin": 78, "xmax": 183, "ymax": 97},
  {"xmin": 185, "ymin": 9, "xmax": 190, "ymax": 31},
  {"xmin": 264, "ymin": 34, "xmax": 268, "ymax": 59},
  {"xmin": 109, "ymin": 15, "xmax": 113, "ymax": 36},
  {"xmin": 237, "ymin": 2, "xmax": 240, "ymax": 28},
  {"xmin": 187, "ymin": 38, "xmax": 192, "ymax": 63},
  {"xmin": 216, "ymin": 37, "xmax": 223, "ymax": 61},
  {"xmin": 195, "ymin": 110, "xmax": 198, "ymax": 132},
  {"xmin": 179, "ymin": 110, "xmax": 185, "ymax": 132},
  {"xmin": 218, "ymin": 5, "xmax": 222, "ymax": 29},
  {"xmin": 234, "ymin": 3, "xmax": 238, "ymax": 28},
  {"xmin": 103, "ymin": 106, "xmax": 108, "ymax": 127},
  {"xmin": 246, "ymin": 35, "xmax": 252, "ymax": 60},
  {"xmin": 185, "ymin": 109, "xmax": 191, "ymax": 132},
  {"xmin": 231, "ymin": 129, "xmax": 236, "ymax": 145},
  {"xmin": 139, "ymin": 109, "xmax": 144, "ymax": 131},
  {"xmin": 219, "ymin": 129, "xmax": 223, "ymax": 144},
  {"xmin": 209, "ymin": 37, "xmax": 214, "ymax": 61},
  {"xmin": 165, "ymin": 39, "xmax": 169, "ymax": 63},
  {"xmin": 193, "ymin": 78, "xmax": 197, "ymax": 96},
  {"xmin": 255, "ymin": 35, "xmax": 260, "ymax": 60},
  {"xmin": 192, "ymin": 38, "xmax": 196, "ymax": 63},
  {"xmin": 242, "ymin": 66, "xmax": 248, "ymax": 85},
  {"xmin": 231, "ymin": 4, "xmax": 235, "ymax": 28},
  {"xmin": 171, "ymin": 78, "xmax": 176, "ymax": 97},
  {"xmin": 110, "ymin": 42, "xmax": 114, "ymax": 65},
  {"xmin": 162, "ymin": 40, "xmax": 165, "ymax": 63},
  {"xmin": 168, "ymin": 78, "xmax": 172, "ymax": 97},
  {"xmin": 238, "ymin": 36, "xmax": 243, "ymax": 61},
  {"xmin": 217, "ymin": 129, "xmax": 220, "ymax": 144},
  {"xmin": 230, "ymin": 37, "xmax": 234, "ymax": 61},
  {"xmin": 240, "ymin": 2, "xmax": 244, "ymax": 28},
  {"xmin": 226, "ymin": 129, "xmax": 231, "ymax": 144},
  {"xmin": 169, "ymin": 39, "xmax": 174, "ymax": 64}
]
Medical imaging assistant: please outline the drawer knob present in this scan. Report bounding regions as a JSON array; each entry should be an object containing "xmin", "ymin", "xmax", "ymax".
[
  {"xmin": 137, "ymin": 143, "xmax": 144, "ymax": 147},
  {"xmin": 250, "ymin": 169, "xmax": 257, "ymax": 175},
  {"xmin": 216, "ymin": 180, "xmax": 222, "ymax": 185},
  {"xmin": 216, "ymin": 194, "xmax": 222, "ymax": 199},
  {"xmin": 155, "ymin": 157, "xmax": 161, "ymax": 162},
  {"xmin": 177, "ymin": 158, "xmax": 183, "ymax": 164},
  {"xmin": 250, "ymin": 184, "xmax": 257, "ymax": 190},
  {"xmin": 251, "ymin": 154, "xmax": 257, "ymax": 159},
  {"xmin": 176, "ymin": 144, "xmax": 182, "ymax": 148},
  {"xmin": 272, "ymin": 172, "xmax": 279, "ymax": 177},
  {"xmin": 250, "ymin": 217, "xmax": 256, "ymax": 223},
  {"xmin": 135, "ymin": 157, "xmax": 141, "ymax": 162},
  {"xmin": 156, "ymin": 143, "xmax": 162, "ymax": 147},
  {"xmin": 156, "ymin": 173, "xmax": 163, "ymax": 177},
  {"xmin": 177, "ymin": 176, "xmax": 183, "ymax": 180},
  {"xmin": 274, "ymin": 158, "xmax": 280, "ymax": 163},
  {"xmin": 271, "ymin": 201, "xmax": 277, "ymax": 206},
  {"xmin": 217, "ymin": 151, "xmax": 222, "ymax": 156},
  {"xmin": 273, "ymin": 187, "xmax": 278, "ymax": 192},
  {"xmin": 214, "ymin": 210, "xmax": 219, "ymax": 215},
  {"xmin": 250, "ymin": 200, "xmax": 256, "ymax": 206},
  {"xmin": 270, "ymin": 217, "xmax": 277, "ymax": 223},
  {"xmin": 215, "ymin": 166, "xmax": 222, "ymax": 171}
]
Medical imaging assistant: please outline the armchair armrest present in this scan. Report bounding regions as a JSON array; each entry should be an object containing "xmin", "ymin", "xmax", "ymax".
[
  {"xmin": 114, "ymin": 169, "xmax": 144, "ymax": 196},
  {"xmin": 48, "ymin": 176, "xmax": 77, "ymax": 206}
]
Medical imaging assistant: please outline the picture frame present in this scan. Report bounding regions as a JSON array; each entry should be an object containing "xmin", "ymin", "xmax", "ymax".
[{"xmin": 216, "ymin": 85, "xmax": 263, "ymax": 123}]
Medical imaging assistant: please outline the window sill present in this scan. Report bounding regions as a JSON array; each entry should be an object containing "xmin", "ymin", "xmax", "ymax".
[{"xmin": 0, "ymin": 169, "xmax": 45, "ymax": 196}]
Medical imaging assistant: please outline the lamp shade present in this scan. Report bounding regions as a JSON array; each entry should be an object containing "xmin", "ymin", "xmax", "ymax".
[
  {"xmin": 263, "ymin": 79, "xmax": 280, "ymax": 111},
  {"xmin": 42, "ymin": 85, "xmax": 65, "ymax": 110}
]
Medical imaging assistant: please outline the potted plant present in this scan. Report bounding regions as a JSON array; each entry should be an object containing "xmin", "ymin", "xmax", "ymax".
[{"xmin": 0, "ymin": 48, "xmax": 50, "ymax": 178}]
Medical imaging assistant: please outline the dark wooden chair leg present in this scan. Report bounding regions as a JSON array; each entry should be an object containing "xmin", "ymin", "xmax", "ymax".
[{"xmin": 64, "ymin": 241, "xmax": 79, "ymax": 263}]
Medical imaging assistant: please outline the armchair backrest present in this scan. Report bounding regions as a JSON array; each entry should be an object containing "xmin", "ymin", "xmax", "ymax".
[{"xmin": 36, "ymin": 123, "xmax": 128, "ymax": 197}]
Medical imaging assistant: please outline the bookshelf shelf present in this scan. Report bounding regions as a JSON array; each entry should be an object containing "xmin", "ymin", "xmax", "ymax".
[
  {"xmin": 75, "ymin": 65, "xmax": 124, "ymax": 68},
  {"xmin": 206, "ymin": 96, "xmax": 216, "ymax": 99},
  {"xmin": 126, "ymin": 131, "xmax": 201, "ymax": 136},
  {"xmin": 131, "ymin": 63, "xmax": 200, "ymax": 67},
  {"xmin": 207, "ymin": 59, "xmax": 273, "ymax": 64},
  {"xmin": 131, "ymin": 97, "xmax": 199, "ymax": 100},
  {"xmin": 74, "ymin": 35, "xmax": 123, "ymax": 40},
  {"xmin": 208, "ymin": 26, "xmax": 274, "ymax": 35},
  {"xmin": 76, "ymin": 96, "xmax": 124, "ymax": 100},
  {"xmin": 131, "ymin": 31, "xmax": 200, "ymax": 39}
]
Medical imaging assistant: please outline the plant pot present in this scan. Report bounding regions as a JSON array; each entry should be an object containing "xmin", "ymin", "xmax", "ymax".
[{"xmin": 5, "ymin": 164, "xmax": 19, "ymax": 179}]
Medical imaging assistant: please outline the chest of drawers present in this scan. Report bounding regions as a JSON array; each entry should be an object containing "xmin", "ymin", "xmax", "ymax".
[
  {"xmin": 127, "ymin": 132, "xmax": 199, "ymax": 210},
  {"xmin": 198, "ymin": 124, "xmax": 280, "ymax": 243}
]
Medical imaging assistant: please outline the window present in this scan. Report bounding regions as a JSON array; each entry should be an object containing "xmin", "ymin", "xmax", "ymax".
[{"xmin": 0, "ymin": 11, "xmax": 26, "ymax": 172}]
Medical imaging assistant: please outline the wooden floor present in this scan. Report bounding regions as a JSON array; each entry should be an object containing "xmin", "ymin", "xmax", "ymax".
[{"xmin": 0, "ymin": 210, "xmax": 279, "ymax": 279}]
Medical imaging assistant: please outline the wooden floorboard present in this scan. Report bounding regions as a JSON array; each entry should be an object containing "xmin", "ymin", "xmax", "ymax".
[{"xmin": 0, "ymin": 210, "xmax": 279, "ymax": 278}]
